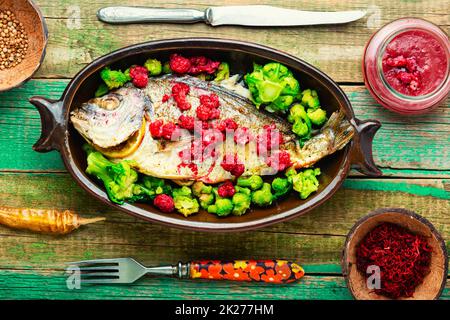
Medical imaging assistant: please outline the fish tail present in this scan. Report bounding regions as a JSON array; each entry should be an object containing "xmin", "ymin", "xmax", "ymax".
[{"xmin": 323, "ymin": 110, "xmax": 355, "ymax": 152}]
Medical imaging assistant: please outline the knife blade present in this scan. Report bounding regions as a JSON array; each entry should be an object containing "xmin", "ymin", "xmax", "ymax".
[{"xmin": 97, "ymin": 5, "xmax": 366, "ymax": 27}]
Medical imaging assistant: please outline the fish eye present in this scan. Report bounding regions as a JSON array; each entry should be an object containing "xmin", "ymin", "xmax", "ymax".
[{"xmin": 94, "ymin": 94, "xmax": 122, "ymax": 110}]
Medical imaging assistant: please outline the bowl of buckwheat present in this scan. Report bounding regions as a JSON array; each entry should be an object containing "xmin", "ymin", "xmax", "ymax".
[{"xmin": 0, "ymin": 0, "xmax": 47, "ymax": 91}]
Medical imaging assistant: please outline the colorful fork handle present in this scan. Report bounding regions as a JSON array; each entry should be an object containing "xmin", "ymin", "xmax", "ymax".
[{"xmin": 189, "ymin": 260, "xmax": 304, "ymax": 283}]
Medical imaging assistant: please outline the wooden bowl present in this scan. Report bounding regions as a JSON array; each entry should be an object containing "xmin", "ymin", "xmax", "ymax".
[
  {"xmin": 0, "ymin": 0, "xmax": 48, "ymax": 91},
  {"xmin": 342, "ymin": 208, "xmax": 448, "ymax": 300}
]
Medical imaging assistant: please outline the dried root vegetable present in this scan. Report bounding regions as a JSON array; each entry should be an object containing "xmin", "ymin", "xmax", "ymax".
[{"xmin": 0, "ymin": 207, "xmax": 105, "ymax": 235}]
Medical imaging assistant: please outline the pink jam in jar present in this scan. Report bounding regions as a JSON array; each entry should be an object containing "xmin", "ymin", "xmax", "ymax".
[{"xmin": 363, "ymin": 18, "xmax": 449, "ymax": 114}]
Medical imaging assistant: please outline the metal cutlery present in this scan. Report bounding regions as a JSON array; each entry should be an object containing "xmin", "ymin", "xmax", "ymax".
[
  {"xmin": 68, "ymin": 258, "xmax": 304, "ymax": 284},
  {"xmin": 97, "ymin": 5, "xmax": 366, "ymax": 27}
]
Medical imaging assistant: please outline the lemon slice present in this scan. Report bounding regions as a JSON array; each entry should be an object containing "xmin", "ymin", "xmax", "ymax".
[{"xmin": 94, "ymin": 118, "xmax": 146, "ymax": 159}]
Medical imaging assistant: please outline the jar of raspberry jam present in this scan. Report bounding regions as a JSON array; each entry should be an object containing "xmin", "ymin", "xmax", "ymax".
[{"xmin": 363, "ymin": 18, "xmax": 449, "ymax": 114}]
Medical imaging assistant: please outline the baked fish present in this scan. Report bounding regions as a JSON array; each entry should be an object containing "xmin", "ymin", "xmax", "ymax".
[{"xmin": 70, "ymin": 75, "xmax": 354, "ymax": 184}]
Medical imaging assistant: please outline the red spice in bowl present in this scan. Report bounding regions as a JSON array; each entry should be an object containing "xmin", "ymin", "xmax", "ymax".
[
  {"xmin": 363, "ymin": 18, "xmax": 449, "ymax": 114},
  {"xmin": 356, "ymin": 222, "xmax": 432, "ymax": 299}
]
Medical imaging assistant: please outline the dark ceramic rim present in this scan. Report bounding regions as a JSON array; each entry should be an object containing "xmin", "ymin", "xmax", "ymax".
[
  {"xmin": 30, "ymin": 38, "xmax": 382, "ymax": 232},
  {"xmin": 341, "ymin": 207, "xmax": 448, "ymax": 300},
  {"xmin": 0, "ymin": 0, "xmax": 49, "ymax": 92}
]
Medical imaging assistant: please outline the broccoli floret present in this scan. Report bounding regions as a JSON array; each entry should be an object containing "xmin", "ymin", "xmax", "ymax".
[
  {"xmin": 95, "ymin": 83, "xmax": 109, "ymax": 97},
  {"xmin": 251, "ymin": 183, "xmax": 274, "ymax": 207},
  {"xmin": 100, "ymin": 67, "xmax": 129, "ymax": 90},
  {"xmin": 301, "ymin": 89, "xmax": 320, "ymax": 110},
  {"xmin": 237, "ymin": 175, "xmax": 264, "ymax": 191},
  {"xmin": 207, "ymin": 198, "xmax": 234, "ymax": 217},
  {"xmin": 199, "ymin": 193, "xmax": 215, "ymax": 210},
  {"xmin": 244, "ymin": 62, "xmax": 300, "ymax": 113},
  {"xmin": 231, "ymin": 192, "xmax": 251, "ymax": 216},
  {"xmin": 307, "ymin": 107, "xmax": 327, "ymax": 127},
  {"xmin": 130, "ymin": 184, "xmax": 156, "ymax": 203},
  {"xmin": 235, "ymin": 186, "xmax": 251, "ymax": 196},
  {"xmin": 214, "ymin": 62, "xmax": 230, "ymax": 82},
  {"xmin": 172, "ymin": 186, "xmax": 193, "ymax": 199},
  {"xmin": 171, "ymin": 186, "xmax": 199, "ymax": 216},
  {"xmin": 192, "ymin": 182, "xmax": 213, "ymax": 197},
  {"xmin": 174, "ymin": 196, "xmax": 200, "ymax": 217},
  {"xmin": 84, "ymin": 145, "xmax": 138, "ymax": 204},
  {"xmin": 288, "ymin": 104, "xmax": 312, "ymax": 140},
  {"xmin": 291, "ymin": 168, "xmax": 321, "ymax": 200},
  {"xmin": 271, "ymin": 177, "xmax": 292, "ymax": 199},
  {"xmin": 162, "ymin": 61, "xmax": 171, "ymax": 74},
  {"xmin": 144, "ymin": 58, "xmax": 162, "ymax": 76},
  {"xmin": 192, "ymin": 182, "xmax": 215, "ymax": 209},
  {"xmin": 141, "ymin": 176, "xmax": 172, "ymax": 196}
]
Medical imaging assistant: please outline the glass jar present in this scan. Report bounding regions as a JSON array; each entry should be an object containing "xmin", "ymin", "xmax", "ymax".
[{"xmin": 363, "ymin": 18, "xmax": 449, "ymax": 114}]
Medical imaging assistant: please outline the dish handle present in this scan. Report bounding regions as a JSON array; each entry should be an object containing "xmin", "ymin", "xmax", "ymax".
[
  {"xmin": 350, "ymin": 118, "xmax": 382, "ymax": 177},
  {"xmin": 29, "ymin": 96, "xmax": 64, "ymax": 153}
]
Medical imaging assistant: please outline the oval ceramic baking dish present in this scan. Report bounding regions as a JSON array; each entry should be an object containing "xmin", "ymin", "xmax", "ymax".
[{"xmin": 30, "ymin": 38, "xmax": 382, "ymax": 232}]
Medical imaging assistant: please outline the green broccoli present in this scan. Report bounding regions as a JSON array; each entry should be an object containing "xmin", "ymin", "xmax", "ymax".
[
  {"xmin": 162, "ymin": 61, "xmax": 171, "ymax": 74},
  {"xmin": 244, "ymin": 62, "xmax": 300, "ymax": 113},
  {"xmin": 291, "ymin": 168, "xmax": 321, "ymax": 200},
  {"xmin": 301, "ymin": 89, "xmax": 320, "ymax": 110},
  {"xmin": 100, "ymin": 67, "xmax": 130, "ymax": 90},
  {"xmin": 172, "ymin": 186, "xmax": 193, "ymax": 199},
  {"xmin": 288, "ymin": 104, "xmax": 312, "ymax": 138},
  {"xmin": 307, "ymin": 107, "xmax": 327, "ymax": 127},
  {"xmin": 174, "ymin": 196, "xmax": 200, "ymax": 217},
  {"xmin": 144, "ymin": 58, "xmax": 162, "ymax": 76},
  {"xmin": 231, "ymin": 192, "xmax": 251, "ymax": 216},
  {"xmin": 141, "ymin": 176, "xmax": 172, "ymax": 196},
  {"xmin": 237, "ymin": 175, "xmax": 264, "ymax": 191},
  {"xmin": 235, "ymin": 186, "xmax": 251, "ymax": 196},
  {"xmin": 207, "ymin": 198, "xmax": 234, "ymax": 217},
  {"xmin": 172, "ymin": 186, "xmax": 199, "ymax": 217},
  {"xmin": 95, "ymin": 83, "xmax": 109, "ymax": 97},
  {"xmin": 83, "ymin": 145, "xmax": 138, "ymax": 205},
  {"xmin": 251, "ymin": 183, "xmax": 274, "ymax": 207},
  {"xmin": 271, "ymin": 177, "xmax": 292, "ymax": 199},
  {"xmin": 192, "ymin": 182, "xmax": 215, "ymax": 209},
  {"xmin": 214, "ymin": 62, "xmax": 230, "ymax": 82},
  {"xmin": 130, "ymin": 183, "xmax": 157, "ymax": 203}
]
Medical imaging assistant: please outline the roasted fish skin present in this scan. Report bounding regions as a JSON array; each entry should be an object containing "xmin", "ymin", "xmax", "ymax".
[{"xmin": 70, "ymin": 86, "xmax": 149, "ymax": 149}]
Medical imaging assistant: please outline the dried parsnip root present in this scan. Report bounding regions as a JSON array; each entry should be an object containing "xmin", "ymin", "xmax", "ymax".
[{"xmin": 0, "ymin": 207, "xmax": 105, "ymax": 235}]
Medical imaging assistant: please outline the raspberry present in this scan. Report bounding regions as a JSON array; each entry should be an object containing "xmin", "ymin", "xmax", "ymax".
[
  {"xmin": 178, "ymin": 115, "xmax": 195, "ymax": 131},
  {"xmin": 172, "ymin": 82, "xmax": 190, "ymax": 95},
  {"xmin": 209, "ymin": 108, "xmax": 220, "ymax": 120},
  {"xmin": 188, "ymin": 56, "xmax": 221, "ymax": 75},
  {"xmin": 199, "ymin": 94, "xmax": 220, "ymax": 109},
  {"xmin": 169, "ymin": 54, "xmax": 191, "ymax": 74},
  {"xmin": 150, "ymin": 120, "xmax": 163, "ymax": 138},
  {"xmin": 217, "ymin": 181, "xmax": 236, "ymax": 198},
  {"xmin": 162, "ymin": 94, "xmax": 170, "ymax": 103},
  {"xmin": 153, "ymin": 194, "xmax": 175, "ymax": 213},
  {"xmin": 196, "ymin": 104, "xmax": 212, "ymax": 121},
  {"xmin": 221, "ymin": 154, "xmax": 245, "ymax": 177},
  {"xmin": 266, "ymin": 150, "xmax": 291, "ymax": 172},
  {"xmin": 161, "ymin": 122, "xmax": 178, "ymax": 140},
  {"xmin": 234, "ymin": 127, "xmax": 251, "ymax": 145},
  {"xmin": 257, "ymin": 124, "xmax": 284, "ymax": 155},
  {"xmin": 216, "ymin": 118, "xmax": 238, "ymax": 132},
  {"xmin": 129, "ymin": 66, "xmax": 149, "ymax": 88}
]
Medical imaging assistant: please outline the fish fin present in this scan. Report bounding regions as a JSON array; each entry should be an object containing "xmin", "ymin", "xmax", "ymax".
[{"xmin": 325, "ymin": 111, "xmax": 355, "ymax": 152}]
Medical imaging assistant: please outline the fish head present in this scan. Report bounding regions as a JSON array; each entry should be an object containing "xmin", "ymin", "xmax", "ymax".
[{"xmin": 70, "ymin": 86, "xmax": 150, "ymax": 149}]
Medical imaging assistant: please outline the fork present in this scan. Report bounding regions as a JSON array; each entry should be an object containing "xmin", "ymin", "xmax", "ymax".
[{"xmin": 68, "ymin": 258, "xmax": 304, "ymax": 284}]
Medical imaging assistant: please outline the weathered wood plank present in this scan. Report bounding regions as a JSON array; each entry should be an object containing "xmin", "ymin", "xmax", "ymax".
[
  {"xmin": 0, "ymin": 80, "xmax": 448, "ymax": 174},
  {"xmin": 0, "ymin": 270, "xmax": 448, "ymax": 300},
  {"xmin": 31, "ymin": 0, "xmax": 449, "ymax": 82},
  {"xmin": 0, "ymin": 173, "xmax": 447, "ymax": 271}
]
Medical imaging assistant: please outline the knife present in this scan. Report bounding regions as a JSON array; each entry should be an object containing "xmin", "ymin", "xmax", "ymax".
[{"xmin": 97, "ymin": 5, "xmax": 366, "ymax": 26}]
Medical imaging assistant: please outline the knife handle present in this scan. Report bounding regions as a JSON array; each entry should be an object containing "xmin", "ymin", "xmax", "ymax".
[
  {"xmin": 189, "ymin": 260, "xmax": 305, "ymax": 283},
  {"xmin": 97, "ymin": 6, "xmax": 205, "ymax": 24}
]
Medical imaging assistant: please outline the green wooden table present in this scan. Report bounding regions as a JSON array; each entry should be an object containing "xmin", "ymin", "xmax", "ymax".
[{"xmin": 0, "ymin": 0, "xmax": 448, "ymax": 300}]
